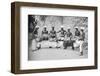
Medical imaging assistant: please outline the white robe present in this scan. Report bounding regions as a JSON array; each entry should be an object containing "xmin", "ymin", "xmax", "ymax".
[{"xmin": 31, "ymin": 39, "xmax": 37, "ymax": 51}]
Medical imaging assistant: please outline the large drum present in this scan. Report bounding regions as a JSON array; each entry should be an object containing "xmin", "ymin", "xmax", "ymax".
[{"xmin": 63, "ymin": 39, "xmax": 75, "ymax": 50}]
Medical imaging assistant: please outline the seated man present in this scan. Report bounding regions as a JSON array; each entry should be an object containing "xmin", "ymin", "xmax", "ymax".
[
  {"xmin": 66, "ymin": 28, "xmax": 73, "ymax": 40},
  {"xmin": 49, "ymin": 27, "xmax": 57, "ymax": 41},
  {"xmin": 57, "ymin": 26, "xmax": 66, "ymax": 41},
  {"xmin": 63, "ymin": 28, "xmax": 74, "ymax": 50},
  {"xmin": 64, "ymin": 28, "xmax": 73, "ymax": 41},
  {"xmin": 73, "ymin": 27, "xmax": 81, "ymax": 49},
  {"xmin": 42, "ymin": 26, "xmax": 48, "ymax": 40},
  {"xmin": 74, "ymin": 27, "xmax": 80, "ymax": 40}
]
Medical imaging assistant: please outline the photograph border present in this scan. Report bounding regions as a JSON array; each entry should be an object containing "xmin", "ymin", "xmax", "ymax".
[{"xmin": 11, "ymin": 2, "xmax": 98, "ymax": 74}]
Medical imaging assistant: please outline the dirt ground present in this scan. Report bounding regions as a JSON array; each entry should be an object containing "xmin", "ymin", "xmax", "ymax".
[{"xmin": 28, "ymin": 46, "xmax": 88, "ymax": 60}]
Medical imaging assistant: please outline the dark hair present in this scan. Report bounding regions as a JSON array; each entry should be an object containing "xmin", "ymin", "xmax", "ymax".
[
  {"xmin": 75, "ymin": 28, "xmax": 78, "ymax": 30},
  {"xmin": 81, "ymin": 29, "xmax": 84, "ymax": 31}
]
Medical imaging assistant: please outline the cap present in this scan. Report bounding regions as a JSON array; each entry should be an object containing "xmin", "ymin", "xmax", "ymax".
[
  {"xmin": 74, "ymin": 26, "xmax": 78, "ymax": 29},
  {"xmin": 35, "ymin": 25, "xmax": 39, "ymax": 28},
  {"xmin": 80, "ymin": 27, "xmax": 84, "ymax": 30},
  {"xmin": 61, "ymin": 26, "xmax": 64, "ymax": 28}
]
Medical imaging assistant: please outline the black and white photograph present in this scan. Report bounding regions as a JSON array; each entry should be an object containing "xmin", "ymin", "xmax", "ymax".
[
  {"xmin": 28, "ymin": 15, "xmax": 88, "ymax": 60},
  {"xmin": 11, "ymin": 2, "xmax": 97, "ymax": 74}
]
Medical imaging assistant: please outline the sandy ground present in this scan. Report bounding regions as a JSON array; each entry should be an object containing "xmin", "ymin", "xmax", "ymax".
[{"xmin": 28, "ymin": 46, "xmax": 88, "ymax": 60}]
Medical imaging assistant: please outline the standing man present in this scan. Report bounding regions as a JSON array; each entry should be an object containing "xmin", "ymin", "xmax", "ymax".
[
  {"xmin": 33, "ymin": 26, "xmax": 39, "ymax": 39},
  {"xmin": 79, "ymin": 27, "xmax": 85, "ymax": 56},
  {"xmin": 49, "ymin": 26, "xmax": 57, "ymax": 41},
  {"xmin": 32, "ymin": 26, "xmax": 40, "ymax": 51},
  {"xmin": 42, "ymin": 26, "xmax": 48, "ymax": 40}
]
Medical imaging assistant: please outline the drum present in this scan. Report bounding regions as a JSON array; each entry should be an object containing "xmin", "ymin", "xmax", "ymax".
[{"xmin": 63, "ymin": 39, "xmax": 74, "ymax": 50}]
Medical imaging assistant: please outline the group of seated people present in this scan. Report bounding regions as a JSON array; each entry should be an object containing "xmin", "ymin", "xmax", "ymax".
[
  {"xmin": 34, "ymin": 26, "xmax": 85, "ymax": 42},
  {"xmin": 40, "ymin": 26, "xmax": 73, "ymax": 41},
  {"xmin": 33, "ymin": 26, "xmax": 85, "ymax": 56}
]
